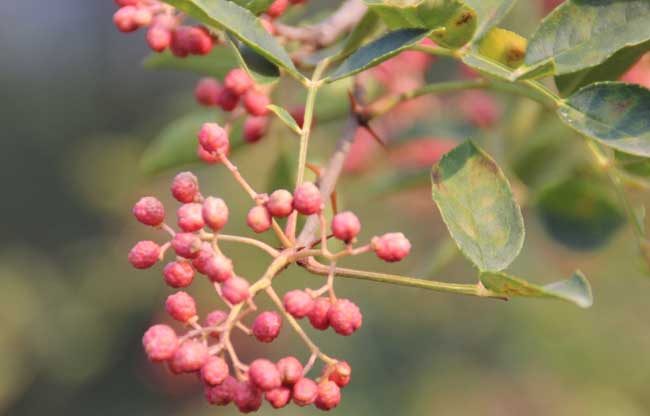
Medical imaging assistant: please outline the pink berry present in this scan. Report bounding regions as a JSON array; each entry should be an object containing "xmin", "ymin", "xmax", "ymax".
[
  {"xmin": 171, "ymin": 232, "xmax": 202, "ymax": 259},
  {"xmin": 171, "ymin": 171, "xmax": 199, "ymax": 203},
  {"xmin": 243, "ymin": 116, "xmax": 269, "ymax": 143},
  {"xmin": 292, "ymin": 378, "xmax": 318, "ymax": 406},
  {"xmin": 146, "ymin": 25, "xmax": 172, "ymax": 52},
  {"xmin": 198, "ymin": 144, "xmax": 221, "ymax": 164},
  {"xmin": 171, "ymin": 339, "xmax": 208, "ymax": 373},
  {"xmin": 177, "ymin": 203, "xmax": 205, "ymax": 232},
  {"xmin": 142, "ymin": 324, "xmax": 178, "ymax": 362},
  {"xmin": 315, "ymin": 380, "xmax": 341, "ymax": 410},
  {"xmin": 276, "ymin": 356, "xmax": 303, "ymax": 385},
  {"xmin": 204, "ymin": 254, "xmax": 234, "ymax": 283},
  {"xmin": 331, "ymin": 211, "xmax": 361, "ymax": 242},
  {"xmin": 165, "ymin": 291, "xmax": 197, "ymax": 322},
  {"xmin": 204, "ymin": 309, "xmax": 228, "ymax": 337},
  {"xmin": 266, "ymin": 0, "xmax": 289, "ymax": 18},
  {"xmin": 187, "ymin": 26, "xmax": 213, "ymax": 55},
  {"xmin": 308, "ymin": 297, "xmax": 331, "ymax": 330},
  {"xmin": 249, "ymin": 359, "xmax": 282, "ymax": 391},
  {"xmin": 246, "ymin": 206, "xmax": 272, "ymax": 233},
  {"xmin": 283, "ymin": 290, "xmax": 314, "ymax": 319},
  {"xmin": 128, "ymin": 240, "xmax": 160, "ymax": 269},
  {"xmin": 205, "ymin": 375, "xmax": 237, "ymax": 405},
  {"xmin": 243, "ymin": 90, "xmax": 270, "ymax": 116},
  {"xmin": 202, "ymin": 197, "xmax": 229, "ymax": 231},
  {"xmin": 201, "ymin": 356, "xmax": 229, "ymax": 386},
  {"xmin": 115, "ymin": 0, "xmax": 138, "ymax": 6},
  {"xmin": 234, "ymin": 381, "xmax": 263, "ymax": 413},
  {"xmin": 371, "ymin": 232, "xmax": 411, "ymax": 262},
  {"xmin": 198, "ymin": 122, "xmax": 229, "ymax": 154},
  {"xmin": 222, "ymin": 276, "xmax": 250, "ymax": 304},
  {"xmin": 133, "ymin": 7, "xmax": 152, "ymax": 26},
  {"xmin": 324, "ymin": 361, "xmax": 351, "ymax": 387},
  {"xmin": 266, "ymin": 189, "xmax": 294, "ymax": 218},
  {"xmin": 216, "ymin": 87, "xmax": 240, "ymax": 111},
  {"xmin": 224, "ymin": 68, "xmax": 253, "ymax": 96},
  {"xmin": 163, "ymin": 261, "xmax": 195, "ymax": 288},
  {"xmin": 195, "ymin": 78, "xmax": 221, "ymax": 107},
  {"xmin": 252, "ymin": 311, "xmax": 282, "ymax": 343},
  {"xmin": 113, "ymin": 6, "xmax": 138, "ymax": 33},
  {"xmin": 192, "ymin": 243, "xmax": 214, "ymax": 274},
  {"xmin": 293, "ymin": 182, "xmax": 322, "ymax": 215},
  {"xmin": 328, "ymin": 299, "xmax": 362, "ymax": 336},
  {"xmin": 170, "ymin": 26, "xmax": 192, "ymax": 57},
  {"xmin": 266, "ymin": 386, "xmax": 291, "ymax": 408}
]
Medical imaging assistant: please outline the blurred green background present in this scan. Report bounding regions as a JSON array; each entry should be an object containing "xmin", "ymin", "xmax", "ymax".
[{"xmin": 2, "ymin": 1, "xmax": 650, "ymax": 415}]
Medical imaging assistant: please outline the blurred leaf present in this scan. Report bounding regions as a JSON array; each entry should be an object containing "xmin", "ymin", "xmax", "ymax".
[
  {"xmin": 464, "ymin": 0, "xmax": 516, "ymax": 42},
  {"xmin": 228, "ymin": 34, "xmax": 279, "ymax": 84},
  {"xmin": 162, "ymin": 0, "xmax": 303, "ymax": 80},
  {"xmin": 431, "ymin": 141, "xmax": 525, "ymax": 271},
  {"xmin": 268, "ymin": 104, "xmax": 302, "ymax": 135},
  {"xmin": 267, "ymin": 147, "xmax": 296, "ymax": 191},
  {"xmin": 536, "ymin": 177, "xmax": 625, "ymax": 250},
  {"xmin": 478, "ymin": 28, "xmax": 526, "ymax": 69},
  {"xmin": 615, "ymin": 150, "xmax": 650, "ymax": 177},
  {"xmin": 517, "ymin": 0, "xmax": 650, "ymax": 80},
  {"xmin": 142, "ymin": 48, "xmax": 237, "ymax": 77},
  {"xmin": 558, "ymin": 82, "xmax": 650, "ymax": 157},
  {"xmin": 480, "ymin": 270, "xmax": 593, "ymax": 308},
  {"xmin": 368, "ymin": 169, "xmax": 429, "ymax": 197},
  {"xmin": 228, "ymin": 0, "xmax": 273, "ymax": 14},
  {"xmin": 327, "ymin": 29, "xmax": 432, "ymax": 82},
  {"xmin": 333, "ymin": 11, "xmax": 384, "ymax": 62}
]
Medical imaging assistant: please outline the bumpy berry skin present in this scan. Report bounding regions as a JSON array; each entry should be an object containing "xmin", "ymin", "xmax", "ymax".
[
  {"xmin": 293, "ymin": 182, "xmax": 322, "ymax": 215},
  {"xmin": 325, "ymin": 361, "xmax": 351, "ymax": 388},
  {"xmin": 171, "ymin": 233, "xmax": 202, "ymax": 259},
  {"xmin": 371, "ymin": 232, "xmax": 411, "ymax": 262},
  {"xmin": 224, "ymin": 68, "xmax": 253, "ymax": 96},
  {"xmin": 204, "ymin": 309, "xmax": 228, "ymax": 337},
  {"xmin": 315, "ymin": 380, "xmax": 341, "ymax": 410},
  {"xmin": 163, "ymin": 261, "xmax": 195, "ymax": 288},
  {"xmin": 198, "ymin": 122, "xmax": 229, "ymax": 154},
  {"xmin": 133, "ymin": 196, "xmax": 165, "ymax": 226},
  {"xmin": 146, "ymin": 25, "xmax": 172, "ymax": 52},
  {"xmin": 170, "ymin": 26, "xmax": 192, "ymax": 57},
  {"xmin": 234, "ymin": 381, "xmax": 263, "ymax": 413},
  {"xmin": 128, "ymin": 240, "xmax": 160, "ymax": 269},
  {"xmin": 113, "ymin": 6, "xmax": 138, "ymax": 33},
  {"xmin": 283, "ymin": 290, "xmax": 314, "ymax": 319},
  {"xmin": 266, "ymin": 386, "xmax": 291, "ymax": 408},
  {"xmin": 243, "ymin": 90, "xmax": 270, "ymax": 116},
  {"xmin": 328, "ymin": 299, "xmax": 362, "ymax": 336},
  {"xmin": 195, "ymin": 78, "xmax": 221, "ymax": 107},
  {"xmin": 202, "ymin": 197, "xmax": 229, "ymax": 231},
  {"xmin": 216, "ymin": 87, "xmax": 240, "ymax": 111},
  {"xmin": 222, "ymin": 276, "xmax": 250, "ymax": 304},
  {"xmin": 246, "ymin": 206, "xmax": 272, "ymax": 233},
  {"xmin": 266, "ymin": 189, "xmax": 294, "ymax": 218},
  {"xmin": 171, "ymin": 339, "xmax": 208, "ymax": 373},
  {"xmin": 187, "ymin": 26, "xmax": 213, "ymax": 55},
  {"xmin": 243, "ymin": 116, "xmax": 268, "ymax": 143},
  {"xmin": 201, "ymin": 356, "xmax": 230, "ymax": 386},
  {"xmin": 171, "ymin": 172, "xmax": 199, "ymax": 203},
  {"xmin": 276, "ymin": 356, "xmax": 303, "ymax": 386},
  {"xmin": 165, "ymin": 291, "xmax": 197, "ymax": 322},
  {"xmin": 198, "ymin": 145, "xmax": 221, "ymax": 164},
  {"xmin": 292, "ymin": 378, "xmax": 318, "ymax": 406},
  {"xmin": 308, "ymin": 297, "xmax": 331, "ymax": 330},
  {"xmin": 331, "ymin": 211, "xmax": 361, "ymax": 242},
  {"xmin": 177, "ymin": 203, "xmax": 205, "ymax": 232},
  {"xmin": 249, "ymin": 359, "xmax": 282, "ymax": 391},
  {"xmin": 266, "ymin": 0, "xmax": 289, "ymax": 18},
  {"xmin": 192, "ymin": 243, "xmax": 214, "ymax": 274},
  {"xmin": 204, "ymin": 254, "xmax": 234, "ymax": 283},
  {"xmin": 252, "ymin": 311, "xmax": 282, "ymax": 343},
  {"xmin": 142, "ymin": 324, "xmax": 178, "ymax": 362},
  {"xmin": 205, "ymin": 375, "xmax": 237, "ymax": 405}
]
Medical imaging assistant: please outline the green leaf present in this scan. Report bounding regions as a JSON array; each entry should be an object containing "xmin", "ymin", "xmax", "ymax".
[
  {"xmin": 555, "ymin": 40, "xmax": 650, "ymax": 97},
  {"xmin": 461, "ymin": 50, "xmax": 516, "ymax": 80},
  {"xmin": 536, "ymin": 177, "xmax": 625, "ymax": 250},
  {"xmin": 480, "ymin": 270, "xmax": 593, "ymax": 308},
  {"xmin": 326, "ymin": 28, "xmax": 432, "ymax": 82},
  {"xmin": 333, "ymin": 11, "xmax": 384, "ymax": 62},
  {"xmin": 229, "ymin": 0, "xmax": 273, "ymax": 14},
  {"xmin": 142, "ymin": 49, "xmax": 237, "ymax": 77},
  {"xmin": 268, "ymin": 105, "xmax": 302, "ymax": 135},
  {"xmin": 558, "ymin": 82, "xmax": 650, "ymax": 157},
  {"xmin": 431, "ymin": 141, "xmax": 524, "ymax": 271},
  {"xmin": 615, "ymin": 150, "xmax": 650, "ymax": 177},
  {"xmin": 463, "ymin": 0, "xmax": 516, "ymax": 42},
  {"xmin": 228, "ymin": 34, "xmax": 279, "ymax": 84},
  {"xmin": 162, "ymin": 0, "xmax": 303, "ymax": 80},
  {"xmin": 517, "ymin": 0, "xmax": 650, "ymax": 80}
]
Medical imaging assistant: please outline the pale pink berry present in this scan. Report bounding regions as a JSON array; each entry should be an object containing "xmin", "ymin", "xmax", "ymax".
[
  {"xmin": 328, "ymin": 299, "xmax": 362, "ymax": 336},
  {"xmin": 113, "ymin": 6, "xmax": 138, "ymax": 33},
  {"xmin": 246, "ymin": 206, "xmax": 272, "ymax": 233},
  {"xmin": 170, "ymin": 26, "xmax": 192, "ymax": 57},
  {"xmin": 198, "ymin": 144, "xmax": 221, "ymax": 164},
  {"xmin": 222, "ymin": 276, "xmax": 250, "ymax": 304},
  {"xmin": 267, "ymin": 0, "xmax": 289, "ymax": 18},
  {"xmin": 308, "ymin": 297, "xmax": 331, "ymax": 330},
  {"xmin": 283, "ymin": 290, "xmax": 314, "ymax": 319},
  {"xmin": 133, "ymin": 7, "xmax": 152, "ymax": 26},
  {"xmin": 171, "ymin": 171, "xmax": 199, "ymax": 203},
  {"xmin": 234, "ymin": 381, "xmax": 263, "ymax": 413},
  {"xmin": 146, "ymin": 25, "xmax": 172, "ymax": 52},
  {"xmin": 216, "ymin": 87, "xmax": 240, "ymax": 111},
  {"xmin": 276, "ymin": 356, "xmax": 303, "ymax": 385},
  {"xmin": 331, "ymin": 211, "xmax": 361, "ymax": 242},
  {"xmin": 198, "ymin": 122, "xmax": 229, "ymax": 154},
  {"xmin": 195, "ymin": 78, "xmax": 221, "ymax": 107},
  {"xmin": 163, "ymin": 261, "xmax": 195, "ymax": 288},
  {"xmin": 324, "ymin": 361, "xmax": 351, "ymax": 387},
  {"xmin": 201, "ymin": 356, "xmax": 229, "ymax": 386},
  {"xmin": 177, "ymin": 203, "xmax": 205, "ymax": 232},
  {"xmin": 224, "ymin": 68, "xmax": 253, "ymax": 96},
  {"xmin": 204, "ymin": 309, "xmax": 228, "ymax": 337},
  {"xmin": 315, "ymin": 380, "xmax": 341, "ymax": 410},
  {"xmin": 171, "ymin": 339, "xmax": 208, "ymax": 373},
  {"xmin": 252, "ymin": 311, "xmax": 282, "ymax": 343},
  {"xmin": 128, "ymin": 240, "xmax": 160, "ymax": 269},
  {"xmin": 266, "ymin": 189, "xmax": 294, "ymax": 217},
  {"xmin": 133, "ymin": 197, "xmax": 165, "ymax": 226},
  {"xmin": 243, "ymin": 116, "xmax": 268, "ymax": 143},
  {"xmin": 243, "ymin": 90, "xmax": 270, "ymax": 116},
  {"xmin": 266, "ymin": 386, "xmax": 291, "ymax": 408},
  {"xmin": 202, "ymin": 197, "xmax": 229, "ymax": 231},
  {"xmin": 171, "ymin": 232, "xmax": 202, "ymax": 259},
  {"xmin": 249, "ymin": 359, "xmax": 282, "ymax": 391},
  {"xmin": 165, "ymin": 291, "xmax": 197, "ymax": 322},
  {"xmin": 187, "ymin": 26, "xmax": 213, "ymax": 55},
  {"xmin": 205, "ymin": 375, "xmax": 237, "ymax": 405},
  {"xmin": 292, "ymin": 378, "xmax": 318, "ymax": 406},
  {"xmin": 142, "ymin": 324, "xmax": 178, "ymax": 362},
  {"xmin": 204, "ymin": 255, "xmax": 234, "ymax": 283},
  {"xmin": 192, "ymin": 243, "xmax": 214, "ymax": 274},
  {"xmin": 293, "ymin": 182, "xmax": 322, "ymax": 215},
  {"xmin": 371, "ymin": 232, "xmax": 411, "ymax": 262}
]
